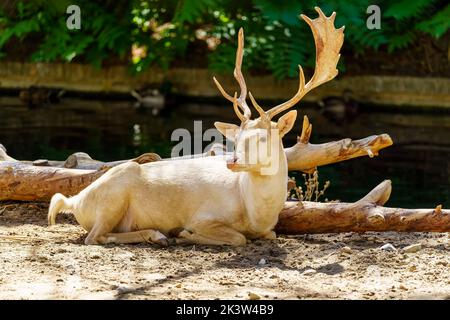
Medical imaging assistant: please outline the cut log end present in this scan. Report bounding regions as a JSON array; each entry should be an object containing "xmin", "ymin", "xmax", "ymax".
[
  {"xmin": 0, "ymin": 145, "xmax": 16, "ymax": 162},
  {"xmin": 357, "ymin": 179, "xmax": 392, "ymax": 206}
]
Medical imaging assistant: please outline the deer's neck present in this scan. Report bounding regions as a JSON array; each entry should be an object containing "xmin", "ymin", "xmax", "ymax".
[{"xmin": 240, "ymin": 143, "xmax": 287, "ymax": 234}]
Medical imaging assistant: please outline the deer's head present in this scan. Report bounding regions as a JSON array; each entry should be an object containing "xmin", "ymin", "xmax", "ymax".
[{"xmin": 214, "ymin": 7, "xmax": 344, "ymax": 174}]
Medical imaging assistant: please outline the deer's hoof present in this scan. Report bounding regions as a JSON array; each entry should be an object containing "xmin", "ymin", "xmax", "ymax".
[
  {"xmin": 154, "ymin": 237, "xmax": 170, "ymax": 247},
  {"xmin": 168, "ymin": 227, "xmax": 186, "ymax": 237}
]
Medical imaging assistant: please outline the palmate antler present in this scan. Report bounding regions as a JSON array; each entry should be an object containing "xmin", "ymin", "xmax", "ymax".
[{"xmin": 214, "ymin": 7, "xmax": 345, "ymax": 121}]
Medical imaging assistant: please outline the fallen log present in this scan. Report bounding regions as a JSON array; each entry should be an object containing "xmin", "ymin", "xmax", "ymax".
[
  {"xmin": 0, "ymin": 162, "xmax": 103, "ymax": 201},
  {"xmin": 0, "ymin": 147, "xmax": 162, "ymax": 201},
  {"xmin": 0, "ymin": 152, "xmax": 161, "ymax": 201},
  {"xmin": 0, "ymin": 146, "xmax": 165, "ymax": 200},
  {"xmin": 276, "ymin": 180, "xmax": 450, "ymax": 234}
]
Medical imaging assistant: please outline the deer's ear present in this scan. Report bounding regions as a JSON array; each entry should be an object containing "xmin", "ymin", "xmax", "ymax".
[
  {"xmin": 276, "ymin": 110, "xmax": 297, "ymax": 137},
  {"xmin": 214, "ymin": 122, "xmax": 239, "ymax": 141}
]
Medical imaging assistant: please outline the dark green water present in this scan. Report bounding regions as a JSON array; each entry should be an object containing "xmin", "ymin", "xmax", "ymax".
[{"xmin": 0, "ymin": 97, "xmax": 449, "ymax": 208}]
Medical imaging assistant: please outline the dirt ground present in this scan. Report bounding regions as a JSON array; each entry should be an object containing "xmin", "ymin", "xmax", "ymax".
[{"xmin": 0, "ymin": 201, "xmax": 449, "ymax": 300}]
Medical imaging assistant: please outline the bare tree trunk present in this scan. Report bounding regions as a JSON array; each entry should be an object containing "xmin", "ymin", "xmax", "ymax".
[{"xmin": 276, "ymin": 180, "xmax": 450, "ymax": 234}]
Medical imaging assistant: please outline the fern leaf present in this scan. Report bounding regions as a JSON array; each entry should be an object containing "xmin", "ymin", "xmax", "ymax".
[
  {"xmin": 174, "ymin": 0, "xmax": 216, "ymax": 24},
  {"xmin": 387, "ymin": 30, "xmax": 416, "ymax": 53},
  {"xmin": 209, "ymin": 44, "xmax": 237, "ymax": 74},
  {"xmin": 415, "ymin": 4, "xmax": 450, "ymax": 38},
  {"xmin": 385, "ymin": 0, "xmax": 436, "ymax": 20},
  {"xmin": 253, "ymin": 0, "xmax": 308, "ymax": 25},
  {"xmin": 266, "ymin": 28, "xmax": 310, "ymax": 80}
]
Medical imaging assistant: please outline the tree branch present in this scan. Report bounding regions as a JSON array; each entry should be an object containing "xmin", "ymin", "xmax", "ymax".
[{"xmin": 285, "ymin": 116, "xmax": 393, "ymax": 172}]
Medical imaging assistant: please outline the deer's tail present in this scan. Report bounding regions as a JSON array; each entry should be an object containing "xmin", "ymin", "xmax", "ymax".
[{"xmin": 48, "ymin": 193, "xmax": 75, "ymax": 225}]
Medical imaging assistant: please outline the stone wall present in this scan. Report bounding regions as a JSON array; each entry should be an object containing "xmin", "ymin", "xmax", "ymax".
[{"xmin": 0, "ymin": 62, "xmax": 449, "ymax": 108}]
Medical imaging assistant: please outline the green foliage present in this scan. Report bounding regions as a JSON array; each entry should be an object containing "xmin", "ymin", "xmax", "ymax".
[
  {"xmin": 174, "ymin": 0, "xmax": 216, "ymax": 23},
  {"xmin": 0, "ymin": 3, "xmax": 41, "ymax": 48},
  {"xmin": 253, "ymin": 0, "xmax": 305, "ymax": 25},
  {"xmin": 265, "ymin": 25, "xmax": 312, "ymax": 79},
  {"xmin": 208, "ymin": 44, "xmax": 236, "ymax": 73},
  {"xmin": 415, "ymin": 4, "xmax": 450, "ymax": 38},
  {"xmin": 382, "ymin": 0, "xmax": 447, "ymax": 52},
  {"xmin": 387, "ymin": 30, "xmax": 417, "ymax": 53},
  {"xmin": 384, "ymin": 0, "xmax": 434, "ymax": 20},
  {"xmin": 0, "ymin": 1, "xmax": 133, "ymax": 66},
  {"xmin": 0, "ymin": 0, "xmax": 448, "ymax": 78}
]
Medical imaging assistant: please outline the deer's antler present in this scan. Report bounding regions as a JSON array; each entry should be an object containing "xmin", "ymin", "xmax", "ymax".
[
  {"xmin": 213, "ymin": 28, "xmax": 252, "ymax": 122},
  {"xmin": 265, "ymin": 7, "xmax": 345, "ymax": 119},
  {"xmin": 214, "ymin": 7, "xmax": 344, "ymax": 122}
]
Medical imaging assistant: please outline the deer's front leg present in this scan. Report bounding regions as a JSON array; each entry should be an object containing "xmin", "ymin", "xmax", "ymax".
[{"xmin": 174, "ymin": 221, "xmax": 247, "ymax": 246}]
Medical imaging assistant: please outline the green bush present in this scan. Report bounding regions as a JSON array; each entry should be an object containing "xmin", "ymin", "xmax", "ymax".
[{"xmin": 0, "ymin": 0, "xmax": 448, "ymax": 78}]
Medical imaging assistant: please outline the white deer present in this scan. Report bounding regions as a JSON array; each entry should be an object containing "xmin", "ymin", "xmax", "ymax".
[{"xmin": 48, "ymin": 7, "xmax": 344, "ymax": 246}]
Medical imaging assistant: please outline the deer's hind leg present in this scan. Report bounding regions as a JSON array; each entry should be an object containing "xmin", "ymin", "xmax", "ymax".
[
  {"xmin": 83, "ymin": 200, "xmax": 130, "ymax": 245},
  {"xmin": 81, "ymin": 194, "xmax": 133, "ymax": 245},
  {"xmin": 82, "ymin": 162, "xmax": 142, "ymax": 245},
  {"xmin": 97, "ymin": 229, "xmax": 169, "ymax": 246},
  {"xmin": 175, "ymin": 220, "xmax": 246, "ymax": 246},
  {"xmin": 84, "ymin": 215, "xmax": 124, "ymax": 245}
]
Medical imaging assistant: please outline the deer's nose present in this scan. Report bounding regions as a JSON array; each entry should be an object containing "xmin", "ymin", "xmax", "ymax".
[
  {"xmin": 226, "ymin": 154, "xmax": 239, "ymax": 171},
  {"xmin": 226, "ymin": 155, "xmax": 238, "ymax": 164}
]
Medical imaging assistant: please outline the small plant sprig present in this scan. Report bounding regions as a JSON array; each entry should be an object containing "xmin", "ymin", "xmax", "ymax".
[{"xmin": 288, "ymin": 170, "xmax": 330, "ymax": 206}]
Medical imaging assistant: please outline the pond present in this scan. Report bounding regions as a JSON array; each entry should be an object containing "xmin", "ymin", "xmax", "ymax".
[{"xmin": 0, "ymin": 96, "xmax": 449, "ymax": 208}]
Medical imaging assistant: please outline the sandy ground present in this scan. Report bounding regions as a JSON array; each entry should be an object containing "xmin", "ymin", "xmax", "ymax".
[{"xmin": 0, "ymin": 201, "xmax": 449, "ymax": 300}]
